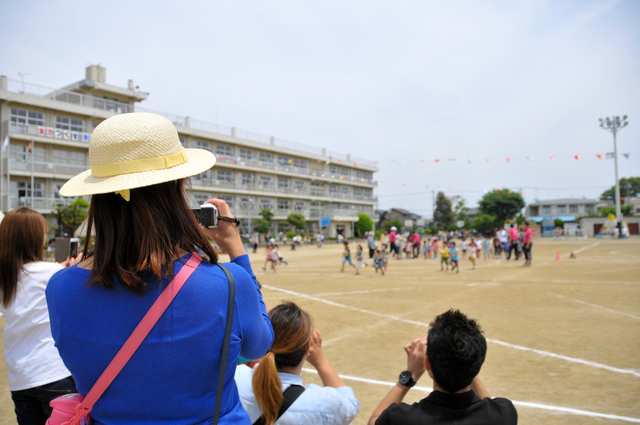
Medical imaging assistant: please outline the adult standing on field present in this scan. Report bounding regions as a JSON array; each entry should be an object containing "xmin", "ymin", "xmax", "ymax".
[
  {"xmin": 389, "ymin": 227, "xmax": 398, "ymax": 259},
  {"xmin": 523, "ymin": 221, "xmax": 533, "ymax": 266},
  {"xmin": 507, "ymin": 223, "xmax": 519, "ymax": 260}
]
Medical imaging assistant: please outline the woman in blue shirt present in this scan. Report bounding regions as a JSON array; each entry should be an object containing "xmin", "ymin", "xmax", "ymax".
[{"xmin": 46, "ymin": 113, "xmax": 273, "ymax": 424}]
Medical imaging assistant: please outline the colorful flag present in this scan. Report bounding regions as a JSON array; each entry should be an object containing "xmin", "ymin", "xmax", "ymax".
[
  {"xmin": 623, "ymin": 153, "xmax": 630, "ymax": 159},
  {"xmin": 29, "ymin": 140, "xmax": 33, "ymax": 153},
  {"xmin": 2, "ymin": 135, "xmax": 8, "ymax": 152}
]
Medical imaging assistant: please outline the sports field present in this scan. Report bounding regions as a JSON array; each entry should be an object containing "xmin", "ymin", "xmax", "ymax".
[{"xmin": 0, "ymin": 237, "xmax": 638, "ymax": 424}]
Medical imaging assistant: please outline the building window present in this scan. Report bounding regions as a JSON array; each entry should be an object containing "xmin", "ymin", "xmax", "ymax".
[
  {"xmin": 239, "ymin": 148, "xmax": 254, "ymax": 160},
  {"xmin": 240, "ymin": 173, "xmax": 254, "ymax": 185},
  {"xmin": 585, "ymin": 204, "xmax": 594, "ymax": 212},
  {"xmin": 569, "ymin": 205, "xmax": 578, "ymax": 213},
  {"xmin": 341, "ymin": 186, "xmax": 350, "ymax": 195},
  {"xmin": 310, "ymin": 181, "xmax": 323, "ymax": 188},
  {"xmin": 294, "ymin": 180, "xmax": 306, "ymax": 192},
  {"xmin": 10, "ymin": 145, "xmax": 46, "ymax": 162},
  {"xmin": 179, "ymin": 137, "xmax": 188, "ymax": 147},
  {"xmin": 217, "ymin": 170, "xmax": 234, "ymax": 183},
  {"xmin": 193, "ymin": 169, "xmax": 212, "ymax": 181},
  {"xmin": 310, "ymin": 202, "xmax": 322, "ymax": 208},
  {"xmin": 364, "ymin": 189, "xmax": 372, "ymax": 197},
  {"xmin": 340, "ymin": 167, "xmax": 350, "ymax": 176},
  {"xmin": 10, "ymin": 181, "xmax": 44, "ymax": 198},
  {"xmin": 216, "ymin": 144, "xmax": 234, "ymax": 157},
  {"xmin": 278, "ymin": 199, "xmax": 290, "ymax": 211},
  {"xmin": 278, "ymin": 177, "xmax": 290, "ymax": 189},
  {"xmin": 329, "ymin": 165, "xmax": 339, "ymax": 175},
  {"xmin": 53, "ymin": 149, "xmax": 86, "ymax": 166},
  {"xmin": 259, "ymin": 198, "xmax": 274, "ymax": 210},
  {"xmin": 193, "ymin": 192, "xmax": 211, "ymax": 206},
  {"xmin": 329, "ymin": 184, "xmax": 338, "ymax": 194},
  {"xmin": 195, "ymin": 140, "xmax": 212, "ymax": 152},
  {"xmin": 294, "ymin": 201, "xmax": 306, "ymax": 212},
  {"xmin": 293, "ymin": 158, "xmax": 307, "ymax": 169},
  {"xmin": 353, "ymin": 187, "xmax": 362, "ymax": 196},
  {"xmin": 55, "ymin": 116, "xmax": 85, "ymax": 132},
  {"xmin": 259, "ymin": 152, "xmax": 273, "ymax": 163},
  {"xmin": 217, "ymin": 195, "xmax": 234, "ymax": 208},
  {"xmin": 10, "ymin": 108, "xmax": 46, "ymax": 126},
  {"xmin": 356, "ymin": 170, "xmax": 373, "ymax": 180},
  {"xmin": 278, "ymin": 155, "xmax": 291, "ymax": 165},
  {"xmin": 557, "ymin": 205, "xmax": 566, "ymax": 214},
  {"xmin": 259, "ymin": 175, "xmax": 273, "ymax": 188},
  {"xmin": 542, "ymin": 205, "xmax": 551, "ymax": 214}
]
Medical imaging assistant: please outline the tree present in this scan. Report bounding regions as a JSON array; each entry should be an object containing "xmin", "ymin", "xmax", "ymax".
[
  {"xmin": 452, "ymin": 196, "xmax": 470, "ymax": 227},
  {"xmin": 383, "ymin": 219, "xmax": 403, "ymax": 232},
  {"xmin": 433, "ymin": 192, "xmax": 454, "ymax": 227},
  {"xmin": 478, "ymin": 189, "xmax": 525, "ymax": 225},
  {"xmin": 287, "ymin": 213, "xmax": 306, "ymax": 230},
  {"xmin": 54, "ymin": 199, "xmax": 89, "ymax": 237},
  {"xmin": 470, "ymin": 213, "xmax": 497, "ymax": 235},
  {"xmin": 600, "ymin": 177, "xmax": 640, "ymax": 202},
  {"xmin": 253, "ymin": 208, "xmax": 274, "ymax": 234},
  {"xmin": 259, "ymin": 208, "xmax": 274, "ymax": 221},
  {"xmin": 597, "ymin": 205, "xmax": 634, "ymax": 216},
  {"xmin": 554, "ymin": 218, "xmax": 564, "ymax": 228},
  {"xmin": 354, "ymin": 213, "xmax": 373, "ymax": 236}
]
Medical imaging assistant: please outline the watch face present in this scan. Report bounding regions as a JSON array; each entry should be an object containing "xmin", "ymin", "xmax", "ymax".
[{"xmin": 399, "ymin": 371, "xmax": 412, "ymax": 385}]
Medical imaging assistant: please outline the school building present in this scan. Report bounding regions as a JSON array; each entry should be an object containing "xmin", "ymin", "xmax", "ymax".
[{"xmin": 0, "ymin": 65, "xmax": 379, "ymax": 237}]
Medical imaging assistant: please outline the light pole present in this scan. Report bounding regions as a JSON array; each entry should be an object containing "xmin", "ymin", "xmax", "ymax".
[{"xmin": 599, "ymin": 115, "xmax": 628, "ymax": 225}]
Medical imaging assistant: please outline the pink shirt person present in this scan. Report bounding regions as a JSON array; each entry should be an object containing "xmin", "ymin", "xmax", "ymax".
[
  {"xmin": 509, "ymin": 227, "xmax": 519, "ymax": 242},
  {"xmin": 523, "ymin": 227, "xmax": 532, "ymax": 244}
]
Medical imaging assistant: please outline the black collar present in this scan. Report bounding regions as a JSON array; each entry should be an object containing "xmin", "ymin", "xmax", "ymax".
[{"xmin": 425, "ymin": 390, "xmax": 481, "ymax": 408}]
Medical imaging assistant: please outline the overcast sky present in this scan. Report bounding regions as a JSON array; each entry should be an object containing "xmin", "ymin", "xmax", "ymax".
[{"xmin": 2, "ymin": 0, "xmax": 638, "ymax": 216}]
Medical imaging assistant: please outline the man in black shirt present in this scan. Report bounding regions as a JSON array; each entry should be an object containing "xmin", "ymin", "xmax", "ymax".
[{"xmin": 368, "ymin": 309, "xmax": 517, "ymax": 425}]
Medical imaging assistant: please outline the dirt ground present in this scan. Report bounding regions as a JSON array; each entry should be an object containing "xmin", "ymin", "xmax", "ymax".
[{"xmin": 0, "ymin": 237, "xmax": 638, "ymax": 424}]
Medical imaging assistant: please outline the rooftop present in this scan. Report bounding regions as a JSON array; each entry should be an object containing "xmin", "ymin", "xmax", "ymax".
[{"xmin": 528, "ymin": 198, "xmax": 602, "ymax": 206}]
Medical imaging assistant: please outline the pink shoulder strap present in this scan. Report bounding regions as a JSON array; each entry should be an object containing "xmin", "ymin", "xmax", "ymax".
[{"xmin": 75, "ymin": 253, "xmax": 203, "ymax": 417}]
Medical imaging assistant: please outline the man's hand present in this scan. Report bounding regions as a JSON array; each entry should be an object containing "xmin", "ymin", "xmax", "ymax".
[{"xmin": 403, "ymin": 335, "xmax": 427, "ymax": 383}]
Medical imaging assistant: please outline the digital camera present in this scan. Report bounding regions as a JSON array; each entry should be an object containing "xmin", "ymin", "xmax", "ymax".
[{"xmin": 191, "ymin": 204, "xmax": 218, "ymax": 229}]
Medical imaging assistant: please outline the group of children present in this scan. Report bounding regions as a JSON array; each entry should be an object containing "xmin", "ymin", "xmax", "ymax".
[
  {"xmin": 262, "ymin": 244, "xmax": 288, "ymax": 272},
  {"xmin": 342, "ymin": 241, "xmax": 389, "ymax": 276}
]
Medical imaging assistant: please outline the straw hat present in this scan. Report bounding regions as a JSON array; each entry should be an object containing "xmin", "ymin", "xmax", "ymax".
[{"xmin": 60, "ymin": 113, "xmax": 216, "ymax": 200}]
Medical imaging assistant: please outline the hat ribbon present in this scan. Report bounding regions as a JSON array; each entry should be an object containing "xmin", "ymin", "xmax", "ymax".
[
  {"xmin": 90, "ymin": 151, "xmax": 188, "ymax": 202},
  {"xmin": 91, "ymin": 151, "xmax": 187, "ymax": 178}
]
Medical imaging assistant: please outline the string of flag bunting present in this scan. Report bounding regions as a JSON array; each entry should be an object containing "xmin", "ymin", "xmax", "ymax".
[{"xmin": 374, "ymin": 152, "xmax": 631, "ymax": 165}]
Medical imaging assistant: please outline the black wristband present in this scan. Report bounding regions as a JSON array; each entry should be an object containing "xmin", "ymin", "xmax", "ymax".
[{"xmin": 218, "ymin": 216, "xmax": 240, "ymax": 227}]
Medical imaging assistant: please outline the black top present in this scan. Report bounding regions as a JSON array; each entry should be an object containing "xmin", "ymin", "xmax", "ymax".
[{"xmin": 376, "ymin": 390, "xmax": 517, "ymax": 425}]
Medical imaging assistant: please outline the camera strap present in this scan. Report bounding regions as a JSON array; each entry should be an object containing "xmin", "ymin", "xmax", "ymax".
[{"xmin": 218, "ymin": 216, "xmax": 241, "ymax": 226}]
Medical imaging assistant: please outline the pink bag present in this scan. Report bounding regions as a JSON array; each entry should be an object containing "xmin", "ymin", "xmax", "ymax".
[{"xmin": 46, "ymin": 253, "xmax": 202, "ymax": 425}]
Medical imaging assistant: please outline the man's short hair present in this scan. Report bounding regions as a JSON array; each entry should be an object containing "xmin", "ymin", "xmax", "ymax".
[{"xmin": 427, "ymin": 309, "xmax": 486, "ymax": 393}]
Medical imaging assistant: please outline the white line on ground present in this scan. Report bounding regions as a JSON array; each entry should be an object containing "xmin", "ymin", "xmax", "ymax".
[
  {"xmin": 571, "ymin": 241, "xmax": 600, "ymax": 254},
  {"xmin": 263, "ymin": 284, "xmax": 640, "ymax": 378},
  {"xmin": 550, "ymin": 293, "xmax": 640, "ymax": 320},
  {"xmin": 300, "ymin": 368, "xmax": 640, "ymax": 423},
  {"xmin": 314, "ymin": 287, "xmax": 415, "ymax": 297}
]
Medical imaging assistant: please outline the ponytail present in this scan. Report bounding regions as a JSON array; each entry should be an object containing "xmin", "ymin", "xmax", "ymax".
[
  {"xmin": 252, "ymin": 302, "xmax": 313, "ymax": 425},
  {"xmin": 252, "ymin": 351, "xmax": 282, "ymax": 425}
]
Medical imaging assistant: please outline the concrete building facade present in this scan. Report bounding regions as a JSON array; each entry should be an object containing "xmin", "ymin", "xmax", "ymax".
[{"xmin": 0, "ymin": 65, "xmax": 379, "ymax": 238}]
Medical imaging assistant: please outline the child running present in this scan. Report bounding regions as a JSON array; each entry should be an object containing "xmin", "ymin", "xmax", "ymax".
[
  {"xmin": 483, "ymin": 236, "xmax": 491, "ymax": 260},
  {"xmin": 440, "ymin": 242, "xmax": 449, "ymax": 271},
  {"xmin": 341, "ymin": 241, "xmax": 355, "ymax": 272},
  {"xmin": 461, "ymin": 237, "xmax": 468, "ymax": 259},
  {"xmin": 373, "ymin": 247, "xmax": 382, "ymax": 273},
  {"xmin": 468, "ymin": 239, "xmax": 477, "ymax": 269},
  {"xmin": 355, "ymin": 244, "xmax": 364, "ymax": 275},
  {"xmin": 380, "ymin": 244, "xmax": 389, "ymax": 276},
  {"xmin": 422, "ymin": 240, "xmax": 430, "ymax": 259},
  {"xmin": 431, "ymin": 237, "xmax": 439, "ymax": 259},
  {"xmin": 449, "ymin": 241, "xmax": 459, "ymax": 273}
]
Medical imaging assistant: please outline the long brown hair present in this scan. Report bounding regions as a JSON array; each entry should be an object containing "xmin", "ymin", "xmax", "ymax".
[
  {"xmin": 0, "ymin": 207, "xmax": 48, "ymax": 308},
  {"xmin": 252, "ymin": 301, "xmax": 314, "ymax": 425},
  {"xmin": 82, "ymin": 179, "xmax": 218, "ymax": 293}
]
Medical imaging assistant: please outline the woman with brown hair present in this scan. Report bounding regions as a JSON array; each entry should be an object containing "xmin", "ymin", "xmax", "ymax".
[
  {"xmin": 45, "ymin": 113, "xmax": 273, "ymax": 424},
  {"xmin": 0, "ymin": 207, "xmax": 77, "ymax": 424},
  {"xmin": 235, "ymin": 301, "xmax": 360, "ymax": 425}
]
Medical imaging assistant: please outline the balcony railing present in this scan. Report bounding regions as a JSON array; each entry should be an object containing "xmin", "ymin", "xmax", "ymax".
[
  {"xmin": 4, "ymin": 78, "xmax": 132, "ymax": 113},
  {"xmin": 6, "ymin": 196, "xmax": 86, "ymax": 211},
  {"xmin": 6, "ymin": 122, "xmax": 92, "ymax": 143},
  {"xmin": 4, "ymin": 158, "xmax": 87, "ymax": 176}
]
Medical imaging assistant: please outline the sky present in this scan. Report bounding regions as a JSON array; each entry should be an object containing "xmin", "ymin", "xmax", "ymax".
[{"xmin": 1, "ymin": 0, "xmax": 639, "ymax": 217}]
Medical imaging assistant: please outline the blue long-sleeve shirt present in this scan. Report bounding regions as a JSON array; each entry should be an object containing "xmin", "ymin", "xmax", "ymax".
[{"xmin": 46, "ymin": 254, "xmax": 273, "ymax": 425}]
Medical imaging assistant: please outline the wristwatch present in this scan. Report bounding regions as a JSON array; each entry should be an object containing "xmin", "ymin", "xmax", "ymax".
[{"xmin": 398, "ymin": 370, "xmax": 416, "ymax": 387}]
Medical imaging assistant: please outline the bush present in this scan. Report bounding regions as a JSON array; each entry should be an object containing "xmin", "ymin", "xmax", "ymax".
[
  {"xmin": 354, "ymin": 213, "xmax": 373, "ymax": 237},
  {"xmin": 285, "ymin": 231, "xmax": 298, "ymax": 239}
]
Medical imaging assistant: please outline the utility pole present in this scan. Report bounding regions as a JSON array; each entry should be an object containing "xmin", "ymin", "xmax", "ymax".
[{"xmin": 599, "ymin": 115, "xmax": 628, "ymax": 226}]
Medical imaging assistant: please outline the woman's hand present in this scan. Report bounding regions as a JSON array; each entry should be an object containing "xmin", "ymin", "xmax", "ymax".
[
  {"xmin": 201, "ymin": 198, "xmax": 246, "ymax": 260},
  {"xmin": 306, "ymin": 329, "xmax": 326, "ymax": 369},
  {"xmin": 59, "ymin": 253, "xmax": 81, "ymax": 268}
]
